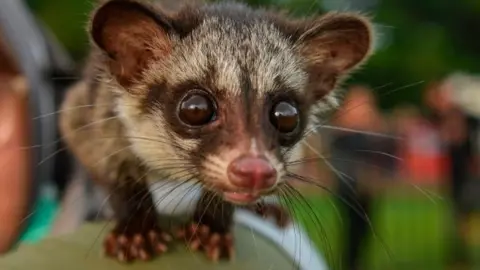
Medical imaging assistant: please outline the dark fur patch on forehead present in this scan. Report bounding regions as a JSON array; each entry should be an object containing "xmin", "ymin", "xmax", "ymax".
[
  {"xmin": 199, "ymin": 2, "xmax": 269, "ymax": 23},
  {"xmin": 238, "ymin": 63, "xmax": 254, "ymax": 128},
  {"xmin": 174, "ymin": 2, "xmax": 294, "ymax": 35},
  {"xmin": 169, "ymin": 7, "xmax": 203, "ymax": 38}
]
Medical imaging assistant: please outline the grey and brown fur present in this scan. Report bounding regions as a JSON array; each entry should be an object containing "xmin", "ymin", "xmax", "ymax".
[{"xmin": 59, "ymin": 0, "xmax": 374, "ymax": 263}]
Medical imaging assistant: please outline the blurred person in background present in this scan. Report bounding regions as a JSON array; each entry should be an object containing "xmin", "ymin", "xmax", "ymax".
[
  {"xmin": 392, "ymin": 104, "xmax": 448, "ymax": 184},
  {"xmin": 329, "ymin": 85, "xmax": 397, "ymax": 270},
  {"xmin": 424, "ymin": 78, "xmax": 478, "ymax": 267},
  {"xmin": 0, "ymin": 37, "xmax": 32, "ymax": 253}
]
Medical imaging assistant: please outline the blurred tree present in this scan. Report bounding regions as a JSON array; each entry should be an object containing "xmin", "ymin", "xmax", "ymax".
[
  {"xmin": 25, "ymin": 0, "xmax": 90, "ymax": 60},
  {"xmin": 25, "ymin": 0, "xmax": 480, "ymax": 110}
]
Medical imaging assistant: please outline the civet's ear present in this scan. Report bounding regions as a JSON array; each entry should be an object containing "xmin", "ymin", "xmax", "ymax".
[
  {"xmin": 294, "ymin": 12, "xmax": 374, "ymax": 99},
  {"xmin": 90, "ymin": 0, "xmax": 174, "ymax": 87}
]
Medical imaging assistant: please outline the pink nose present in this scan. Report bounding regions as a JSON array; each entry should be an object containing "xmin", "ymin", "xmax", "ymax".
[{"xmin": 227, "ymin": 155, "xmax": 277, "ymax": 190}]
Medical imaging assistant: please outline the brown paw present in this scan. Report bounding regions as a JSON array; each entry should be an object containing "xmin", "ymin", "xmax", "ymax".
[
  {"xmin": 103, "ymin": 228, "xmax": 172, "ymax": 263},
  {"xmin": 248, "ymin": 203, "xmax": 291, "ymax": 228},
  {"xmin": 177, "ymin": 223, "xmax": 234, "ymax": 262}
]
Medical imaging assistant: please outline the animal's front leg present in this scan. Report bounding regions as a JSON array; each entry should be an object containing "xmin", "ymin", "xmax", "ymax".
[
  {"xmin": 177, "ymin": 190, "xmax": 235, "ymax": 261},
  {"xmin": 102, "ymin": 163, "xmax": 172, "ymax": 263}
]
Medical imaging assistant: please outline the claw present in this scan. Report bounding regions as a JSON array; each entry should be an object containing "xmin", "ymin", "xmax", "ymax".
[
  {"xmin": 178, "ymin": 222, "xmax": 235, "ymax": 261},
  {"xmin": 103, "ymin": 227, "xmax": 171, "ymax": 263},
  {"xmin": 156, "ymin": 243, "xmax": 168, "ymax": 253},
  {"xmin": 139, "ymin": 249, "xmax": 150, "ymax": 261},
  {"xmin": 209, "ymin": 247, "xmax": 220, "ymax": 262},
  {"xmin": 161, "ymin": 232, "xmax": 173, "ymax": 242},
  {"xmin": 189, "ymin": 239, "xmax": 201, "ymax": 251}
]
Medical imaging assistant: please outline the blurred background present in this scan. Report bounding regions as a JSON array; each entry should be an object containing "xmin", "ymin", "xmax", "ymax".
[{"xmin": 1, "ymin": 0, "xmax": 480, "ymax": 269}]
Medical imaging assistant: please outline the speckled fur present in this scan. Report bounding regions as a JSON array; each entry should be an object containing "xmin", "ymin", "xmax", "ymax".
[
  {"xmin": 66, "ymin": 2, "xmax": 369, "ymax": 181},
  {"xmin": 59, "ymin": 0, "xmax": 374, "ymax": 262},
  {"xmin": 60, "ymin": 0, "xmax": 374, "ymax": 223}
]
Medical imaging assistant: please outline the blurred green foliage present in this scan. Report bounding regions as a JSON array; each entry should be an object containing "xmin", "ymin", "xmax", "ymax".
[{"xmin": 25, "ymin": 0, "xmax": 480, "ymax": 109}]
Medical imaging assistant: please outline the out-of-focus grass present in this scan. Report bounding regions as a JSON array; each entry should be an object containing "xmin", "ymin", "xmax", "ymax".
[{"xmin": 289, "ymin": 191, "xmax": 480, "ymax": 270}]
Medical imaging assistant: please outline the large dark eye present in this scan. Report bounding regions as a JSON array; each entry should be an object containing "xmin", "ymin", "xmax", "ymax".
[
  {"xmin": 178, "ymin": 92, "xmax": 216, "ymax": 126},
  {"xmin": 270, "ymin": 101, "xmax": 299, "ymax": 133}
]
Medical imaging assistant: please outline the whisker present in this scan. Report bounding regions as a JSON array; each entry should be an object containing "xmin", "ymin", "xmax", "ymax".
[
  {"xmin": 32, "ymin": 103, "xmax": 135, "ymax": 120},
  {"xmin": 302, "ymin": 140, "xmax": 358, "ymax": 195},
  {"xmin": 318, "ymin": 81, "xmax": 425, "ymax": 128},
  {"xmin": 286, "ymin": 172, "xmax": 364, "ymax": 225},
  {"xmin": 287, "ymin": 156, "xmax": 398, "ymax": 177},
  {"xmin": 371, "ymin": 82, "xmax": 395, "ymax": 92},
  {"xmin": 147, "ymin": 176, "xmax": 199, "ymax": 224},
  {"xmin": 288, "ymin": 154, "xmax": 441, "ymax": 204},
  {"xmin": 284, "ymin": 183, "xmax": 334, "ymax": 268},
  {"xmin": 275, "ymin": 187, "xmax": 295, "ymax": 246},
  {"xmin": 169, "ymin": 180, "xmax": 202, "ymax": 216},
  {"xmin": 305, "ymin": 124, "xmax": 403, "ymax": 140},
  {"xmin": 13, "ymin": 135, "xmax": 181, "ymax": 152},
  {"xmin": 86, "ymin": 167, "xmax": 199, "ymax": 256},
  {"xmin": 286, "ymin": 172, "xmax": 394, "ymax": 263},
  {"xmin": 354, "ymin": 149, "xmax": 404, "ymax": 161},
  {"xmin": 34, "ymin": 135, "xmax": 190, "ymax": 168},
  {"xmin": 50, "ymin": 76, "xmax": 80, "ymax": 81},
  {"xmin": 36, "ymin": 115, "xmax": 120, "ymax": 157},
  {"xmin": 410, "ymin": 185, "xmax": 442, "ymax": 205},
  {"xmin": 286, "ymin": 153, "xmax": 403, "ymax": 166},
  {"xmin": 85, "ymin": 218, "xmax": 114, "ymax": 259},
  {"xmin": 186, "ymin": 191, "xmax": 217, "ymax": 245},
  {"xmin": 277, "ymin": 186, "xmax": 304, "ymax": 269},
  {"xmin": 86, "ymin": 170, "xmax": 154, "ymax": 257}
]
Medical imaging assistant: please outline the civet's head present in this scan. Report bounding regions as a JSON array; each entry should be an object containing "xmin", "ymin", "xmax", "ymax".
[{"xmin": 89, "ymin": 0, "xmax": 374, "ymax": 204}]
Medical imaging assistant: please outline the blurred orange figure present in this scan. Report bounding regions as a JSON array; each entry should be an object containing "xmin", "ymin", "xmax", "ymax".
[
  {"xmin": 0, "ymin": 38, "xmax": 32, "ymax": 253},
  {"xmin": 393, "ymin": 103, "xmax": 449, "ymax": 184}
]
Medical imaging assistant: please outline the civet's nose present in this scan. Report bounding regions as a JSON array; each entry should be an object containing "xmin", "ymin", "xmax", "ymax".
[{"xmin": 227, "ymin": 155, "xmax": 277, "ymax": 190}]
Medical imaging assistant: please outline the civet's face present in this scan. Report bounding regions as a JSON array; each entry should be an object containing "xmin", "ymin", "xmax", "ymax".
[{"xmin": 90, "ymin": 0, "xmax": 373, "ymax": 204}]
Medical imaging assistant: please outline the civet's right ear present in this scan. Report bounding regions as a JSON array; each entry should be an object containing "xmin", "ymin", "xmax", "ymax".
[
  {"xmin": 285, "ymin": 12, "xmax": 374, "ymax": 101},
  {"xmin": 297, "ymin": 13, "xmax": 374, "ymax": 74},
  {"xmin": 89, "ymin": 0, "xmax": 174, "ymax": 87}
]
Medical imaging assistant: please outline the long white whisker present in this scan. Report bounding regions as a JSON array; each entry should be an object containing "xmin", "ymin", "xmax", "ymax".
[
  {"xmin": 32, "ymin": 103, "xmax": 134, "ymax": 120},
  {"xmin": 306, "ymin": 124, "xmax": 403, "ymax": 140},
  {"xmin": 354, "ymin": 149, "xmax": 404, "ymax": 161},
  {"xmin": 302, "ymin": 140, "xmax": 355, "ymax": 186}
]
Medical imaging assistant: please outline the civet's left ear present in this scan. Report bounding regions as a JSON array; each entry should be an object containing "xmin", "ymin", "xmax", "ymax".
[
  {"xmin": 89, "ymin": 0, "xmax": 177, "ymax": 88},
  {"xmin": 293, "ymin": 12, "xmax": 374, "ymax": 99}
]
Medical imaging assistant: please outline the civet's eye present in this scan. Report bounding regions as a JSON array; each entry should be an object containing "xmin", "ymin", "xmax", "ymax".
[
  {"xmin": 178, "ymin": 91, "xmax": 216, "ymax": 126},
  {"xmin": 270, "ymin": 101, "xmax": 299, "ymax": 133}
]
